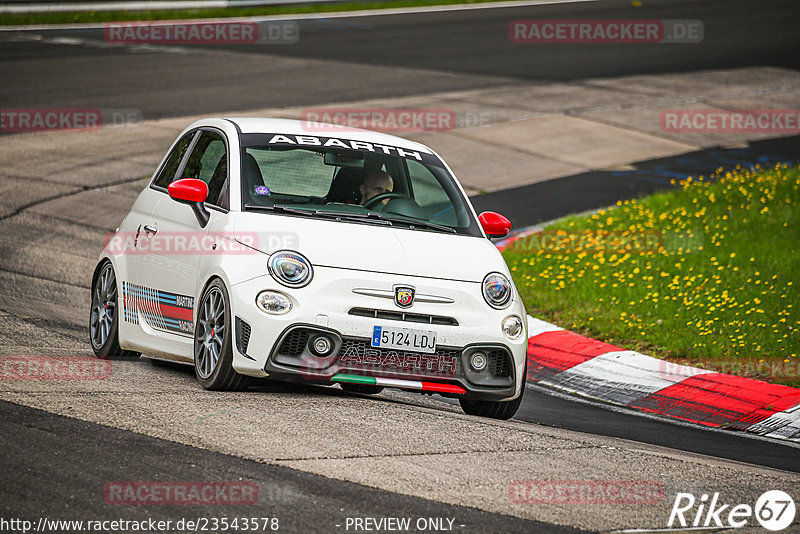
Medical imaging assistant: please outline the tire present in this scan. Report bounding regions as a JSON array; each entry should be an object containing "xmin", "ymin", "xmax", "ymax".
[
  {"xmin": 340, "ymin": 383, "xmax": 384, "ymax": 395},
  {"xmin": 89, "ymin": 261, "xmax": 139, "ymax": 360},
  {"xmin": 459, "ymin": 361, "xmax": 527, "ymax": 420},
  {"xmin": 194, "ymin": 279, "xmax": 249, "ymax": 391}
]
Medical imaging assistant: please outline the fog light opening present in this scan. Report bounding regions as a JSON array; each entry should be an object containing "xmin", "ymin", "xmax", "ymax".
[
  {"xmin": 256, "ymin": 291, "xmax": 292, "ymax": 315},
  {"xmin": 502, "ymin": 315, "xmax": 523, "ymax": 340},
  {"xmin": 310, "ymin": 335, "xmax": 334, "ymax": 357},
  {"xmin": 470, "ymin": 351, "xmax": 488, "ymax": 373}
]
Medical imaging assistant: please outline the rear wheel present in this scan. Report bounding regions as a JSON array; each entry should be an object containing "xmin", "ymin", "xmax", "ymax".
[
  {"xmin": 340, "ymin": 383, "xmax": 384, "ymax": 395},
  {"xmin": 194, "ymin": 279, "xmax": 248, "ymax": 391},
  {"xmin": 89, "ymin": 261, "xmax": 138, "ymax": 360}
]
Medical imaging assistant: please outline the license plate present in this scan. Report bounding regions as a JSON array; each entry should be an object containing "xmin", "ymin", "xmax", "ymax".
[{"xmin": 371, "ymin": 326, "xmax": 437, "ymax": 354}]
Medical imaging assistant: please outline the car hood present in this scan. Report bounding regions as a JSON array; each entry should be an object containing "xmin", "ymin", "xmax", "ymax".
[{"xmin": 233, "ymin": 212, "xmax": 506, "ymax": 283}]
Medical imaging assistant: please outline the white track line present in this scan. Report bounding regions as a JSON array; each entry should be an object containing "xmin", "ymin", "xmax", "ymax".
[{"xmin": 0, "ymin": 0, "xmax": 600, "ymax": 32}]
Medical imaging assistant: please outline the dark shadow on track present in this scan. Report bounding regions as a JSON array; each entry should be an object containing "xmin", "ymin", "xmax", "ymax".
[
  {"xmin": 247, "ymin": 0, "xmax": 800, "ymax": 81},
  {"xmin": 470, "ymin": 134, "xmax": 800, "ymax": 228},
  {"xmin": 516, "ymin": 386, "xmax": 800, "ymax": 473},
  {"xmin": 0, "ymin": 400, "xmax": 581, "ymax": 533}
]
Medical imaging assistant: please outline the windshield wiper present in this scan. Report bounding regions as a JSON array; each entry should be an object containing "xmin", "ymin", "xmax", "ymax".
[
  {"xmin": 245, "ymin": 205, "xmax": 454, "ymax": 232},
  {"xmin": 245, "ymin": 204, "xmax": 393, "ymax": 225},
  {"xmin": 305, "ymin": 208, "xmax": 453, "ymax": 233},
  {"xmin": 314, "ymin": 210, "xmax": 393, "ymax": 223},
  {"xmin": 378, "ymin": 215, "xmax": 457, "ymax": 234},
  {"xmin": 317, "ymin": 211, "xmax": 393, "ymax": 226},
  {"xmin": 244, "ymin": 204, "xmax": 309, "ymax": 216},
  {"xmin": 306, "ymin": 210, "xmax": 452, "ymax": 231}
]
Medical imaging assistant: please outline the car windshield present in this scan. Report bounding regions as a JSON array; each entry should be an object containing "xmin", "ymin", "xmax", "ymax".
[{"xmin": 239, "ymin": 133, "xmax": 482, "ymax": 236}]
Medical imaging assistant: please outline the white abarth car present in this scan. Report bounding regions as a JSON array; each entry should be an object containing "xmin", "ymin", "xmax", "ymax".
[{"xmin": 90, "ymin": 118, "xmax": 527, "ymax": 419}]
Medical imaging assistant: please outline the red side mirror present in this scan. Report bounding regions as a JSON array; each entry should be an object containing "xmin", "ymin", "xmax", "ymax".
[
  {"xmin": 479, "ymin": 211, "xmax": 512, "ymax": 238},
  {"xmin": 167, "ymin": 178, "xmax": 210, "ymax": 228},
  {"xmin": 168, "ymin": 178, "xmax": 208, "ymax": 204}
]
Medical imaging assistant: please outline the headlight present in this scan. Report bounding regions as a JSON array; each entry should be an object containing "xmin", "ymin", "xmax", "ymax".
[
  {"xmin": 482, "ymin": 272, "xmax": 512, "ymax": 308},
  {"xmin": 268, "ymin": 251, "xmax": 313, "ymax": 288},
  {"xmin": 256, "ymin": 291, "xmax": 293, "ymax": 315},
  {"xmin": 502, "ymin": 315, "xmax": 523, "ymax": 340}
]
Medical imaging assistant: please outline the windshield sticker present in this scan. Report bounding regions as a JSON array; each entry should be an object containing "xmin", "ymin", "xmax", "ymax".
[
  {"xmin": 264, "ymin": 134, "xmax": 430, "ymax": 162},
  {"xmin": 254, "ymin": 185, "xmax": 271, "ymax": 195}
]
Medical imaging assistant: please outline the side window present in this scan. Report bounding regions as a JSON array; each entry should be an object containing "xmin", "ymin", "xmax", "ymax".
[
  {"xmin": 153, "ymin": 131, "xmax": 194, "ymax": 189},
  {"xmin": 381, "ymin": 160, "xmax": 407, "ymax": 195},
  {"xmin": 406, "ymin": 160, "xmax": 457, "ymax": 226},
  {"xmin": 180, "ymin": 131, "xmax": 228, "ymax": 209}
]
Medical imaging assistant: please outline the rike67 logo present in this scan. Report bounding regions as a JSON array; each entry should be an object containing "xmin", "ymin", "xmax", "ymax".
[{"xmin": 668, "ymin": 490, "xmax": 796, "ymax": 531}]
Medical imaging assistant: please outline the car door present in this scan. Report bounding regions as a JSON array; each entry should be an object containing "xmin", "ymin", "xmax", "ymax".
[
  {"xmin": 135, "ymin": 128, "xmax": 230, "ymax": 360},
  {"xmin": 117, "ymin": 129, "xmax": 198, "ymax": 352}
]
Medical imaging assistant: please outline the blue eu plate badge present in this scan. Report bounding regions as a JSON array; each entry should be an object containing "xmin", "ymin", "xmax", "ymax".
[{"xmin": 372, "ymin": 326, "xmax": 382, "ymax": 347}]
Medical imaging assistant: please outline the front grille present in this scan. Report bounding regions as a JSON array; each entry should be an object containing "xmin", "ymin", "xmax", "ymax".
[
  {"xmin": 277, "ymin": 330, "xmax": 309, "ymax": 357},
  {"xmin": 349, "ymin": 307, "xmax": 458, "ymax": 326},
  {"xmin": 235, "ymin": 317, "xmax": 251, "ymax": 355},
  {"xmin": 488, "ymin": 349, "xmax": 512, "ymax": 377}
]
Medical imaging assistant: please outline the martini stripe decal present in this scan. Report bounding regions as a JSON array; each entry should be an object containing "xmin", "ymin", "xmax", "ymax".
[{"xmin": 122, "ymin": 281, "xmax": 194, "ymax": 337}]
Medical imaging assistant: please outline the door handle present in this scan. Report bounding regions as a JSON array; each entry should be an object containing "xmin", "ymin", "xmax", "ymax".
[{"xmin": 143, "ymin": 225, "xmax": 158, "ymax": 236}]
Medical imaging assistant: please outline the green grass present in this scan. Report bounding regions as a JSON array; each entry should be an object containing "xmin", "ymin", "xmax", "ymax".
[
  {"xmin": 0, "ymin": 0, "xmax": 514, "ymax": 26},
  {"xmin": 505, "ymin": 164, "xmax": 800, "ymax": 387}
]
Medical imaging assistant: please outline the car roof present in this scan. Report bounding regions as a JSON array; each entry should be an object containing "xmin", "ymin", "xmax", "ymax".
[{"xmin": 223, "ymin": 117, "xmax": 434, "ymax": 154}]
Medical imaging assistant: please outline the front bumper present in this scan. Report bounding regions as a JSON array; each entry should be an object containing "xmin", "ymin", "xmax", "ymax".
[
  {"xmin": 264, "ymin": 324, "xmax": 518, "ymax": 400},
  {"xmin": 227, "ymin": 267, "xmax": 527, "ymax": 401}
]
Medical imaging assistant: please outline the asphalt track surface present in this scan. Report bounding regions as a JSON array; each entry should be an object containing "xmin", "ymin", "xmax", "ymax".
[
  {"xmin": 0, "ymin": 0, "xmax": 798, "ymax": 118},
  {"xmin": 0, "ymin": 400, "xmax": 569, "ymax": 533},
  {"xmin": 2, "ymin": 0, "xmax": 800, "ymax": 530}
]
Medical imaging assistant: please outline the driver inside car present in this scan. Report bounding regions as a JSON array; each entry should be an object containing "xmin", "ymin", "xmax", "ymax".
[{"xmin": 359, "ymin": 170, "xmax": 394, "ymax": 206}]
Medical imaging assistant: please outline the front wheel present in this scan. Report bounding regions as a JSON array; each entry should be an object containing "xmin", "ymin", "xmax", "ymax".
[
  {"xmin": 194, "ymin": 279, "xmax": 248, "ymax": 391},
  {"xmin": 89, "ymin": 261, "xmax": 138, "ymax": 360},
  {"xmin": 459, "ymin": 362, "xmax": 526, "ymax": 420},
  {"xmin": 459, "ymin": 393, "xmax": 524, "ymax": 420}
]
